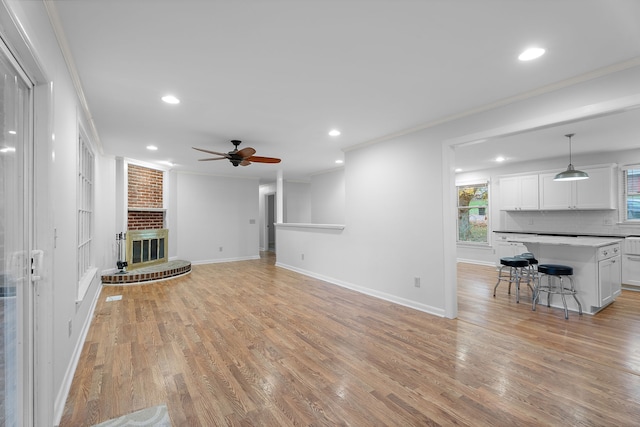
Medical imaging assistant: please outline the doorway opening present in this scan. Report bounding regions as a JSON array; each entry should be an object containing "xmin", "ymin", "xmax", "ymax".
[{"xmin": 266, "ymin": 193, "xmax": 276, "ymax": 252}]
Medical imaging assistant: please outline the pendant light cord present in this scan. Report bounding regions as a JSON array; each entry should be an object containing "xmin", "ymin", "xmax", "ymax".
[{"xmin": 565, "ymin": 133, "xmax": 575, "ymax": 165}]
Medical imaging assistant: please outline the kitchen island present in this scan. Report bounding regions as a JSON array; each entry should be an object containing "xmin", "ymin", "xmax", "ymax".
[{"xmin": 502, "ymin": 234, "xmax": 623, "ymax": 314}]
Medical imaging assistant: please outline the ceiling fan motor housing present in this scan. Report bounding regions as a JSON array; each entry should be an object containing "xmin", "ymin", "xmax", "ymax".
[{"xmin": 193, "ymin": 139, "xmax": 280, "ymax": 166}]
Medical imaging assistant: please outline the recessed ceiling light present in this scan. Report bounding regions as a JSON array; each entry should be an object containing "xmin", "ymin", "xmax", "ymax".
[
  {"xmin": 496, "ymin": 156, "xmax": 506, "ymax": 162},
  {"xmin": 518, "ymin": 47, "xmax": 545, "ymax": 61},
  {"xmin": 161, "ymin": 95, "xmax": 180, "ymax": 104},
  {"xmin": 329, "ymin": 129, "xmax": 341, "ymax": 137},
  {"xmin": 146, "ymin": 145, "xmax": 158, "ymax": 151},
  {"xmin": 1, "ymin": 146, "xmax": 16, "ymax": 153},
  {"xmin": 455, "ymin": 168, "xmax": 462, "ymax": 172},
  {"xmin": 8, "ymin": 130, "xmax": 16, "ymax": 135},
  {"xmin": 158, "ymin": 160, "xmax": 175, "ymax": 166},
  {"xmin": 335, "ymin": 159, "xmax": 344, "ymax": 164}
]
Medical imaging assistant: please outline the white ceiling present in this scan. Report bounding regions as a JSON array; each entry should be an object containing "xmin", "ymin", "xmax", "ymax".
[
  {"xmin": 50, "ymin": 0, "xmax": 640, "ymax": 181},
  {"xmin": 455, "ymin": 106, "xmax": 640, "ymax": 173}
]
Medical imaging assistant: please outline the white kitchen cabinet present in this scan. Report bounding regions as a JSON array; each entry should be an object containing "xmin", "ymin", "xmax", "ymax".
[
  {"xmin": 598, "ymin": 245, "xmax": 622, "ymax": 306},
  {"xmin": 499, "ymin": 174, "xmax": 539, "ymax": 210},
  {"xmin": 539, "ymin": 166, "xmax": 616, "ymax": 210}
]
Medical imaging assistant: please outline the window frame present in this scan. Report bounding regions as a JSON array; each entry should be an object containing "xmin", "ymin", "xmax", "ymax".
[
  {"xmin": 456, "ymin": 181, "xmax": 490, "ymax": 245},
  {"xmin": 622, "ymin": 165, "xmax": 640, "ymax": 223},
  {"xmin": 77, "ymin": 128, "xmax": 96, "ymax": 300}
]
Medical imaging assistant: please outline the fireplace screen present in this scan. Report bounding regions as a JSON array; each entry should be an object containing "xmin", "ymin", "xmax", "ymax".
[{"xmin": 126, "ymin": 229, "xmax": 168, "ymax": 269}]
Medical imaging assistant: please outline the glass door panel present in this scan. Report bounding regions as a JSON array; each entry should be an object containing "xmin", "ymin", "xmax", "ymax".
[{"xmin": 1, "ymin": 44, "xmax": 31, "ymax": 426}]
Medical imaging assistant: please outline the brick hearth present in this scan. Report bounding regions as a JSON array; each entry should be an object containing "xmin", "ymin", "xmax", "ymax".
[{"xmin": 101, "ymin": 260, "xmax": 191, "ymax": 285}]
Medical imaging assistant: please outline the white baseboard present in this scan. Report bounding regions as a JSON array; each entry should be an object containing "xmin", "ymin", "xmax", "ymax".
[
  {"xmin": 457, "ymin": 258, "xmax": 496, "ymax": 267},
  {"xmin": 53, "ymin": 282, "xmax": 102, "ymax": 425},
  {"xmin": 275, "ymin": 262, "xmax": 445, "ymax": 318},
  {"xmin": 191, "ymin": 255, "xmax": 260, "ymax": 265}
]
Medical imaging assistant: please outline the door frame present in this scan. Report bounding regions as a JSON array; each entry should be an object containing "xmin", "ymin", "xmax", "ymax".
[{"xmin": 1, "ymin": 2, "xmax": 54, "ymax": 425}]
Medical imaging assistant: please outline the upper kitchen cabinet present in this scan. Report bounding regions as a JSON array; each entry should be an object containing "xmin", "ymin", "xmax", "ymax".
[
  {"xmin": 499, "ymin": 174, "xmax": 539, "ymax": 210},
  {"xmin": 539, "ymin": 166, "xmax": 616, "ymax": 210}
]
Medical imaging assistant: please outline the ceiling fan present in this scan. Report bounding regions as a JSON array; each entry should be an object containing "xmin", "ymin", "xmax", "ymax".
[{"xmin": 193, "ymin": 140, "xmax": 281, "ymax": 167}]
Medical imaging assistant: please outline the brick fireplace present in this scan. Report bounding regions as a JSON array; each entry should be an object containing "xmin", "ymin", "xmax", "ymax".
[
  {"xmin": 102, "ymin": 163, "xmax": 191, "ymax": 283},
  {"xmin": 127, "ymin": 164, "xmax": 166, "ymax": 269}
]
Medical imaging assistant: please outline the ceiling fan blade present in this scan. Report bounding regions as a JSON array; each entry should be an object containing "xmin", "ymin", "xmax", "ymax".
[
  {"xmin": 237, "ymin": 147, "xmax": 257, "ymax": 159},
  {"xmin": 198, "ymin": 157, "xmax": 227, "ymax": 161},
  {"xmin": 240, "ymin": 159, "xmax": 252, "ymax": 166},
  {"xmin": 193, "ymin": 147, "xmax": 229, "ymax": 157},
  {"xmin": 247, "ymin": 156, "xmax": 281, "ymax": 164}
]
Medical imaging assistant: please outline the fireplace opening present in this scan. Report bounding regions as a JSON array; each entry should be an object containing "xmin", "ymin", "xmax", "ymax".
[{"xmin": 126, "ymin": 229, "xmax": 168, "ymax": 269}]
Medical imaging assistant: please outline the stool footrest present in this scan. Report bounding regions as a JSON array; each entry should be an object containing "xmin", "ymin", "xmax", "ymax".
[{"xmin": 532, "ymin": 268, "xmax": 582, "ymax": 319}]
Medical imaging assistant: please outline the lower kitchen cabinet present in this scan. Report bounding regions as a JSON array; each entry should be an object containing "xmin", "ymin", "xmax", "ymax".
[
  {"xmin": 502, "ymin": 236, "xmax": 622, "ymax": 314},
  {"xmin": 598, "ymin": 250, "xmax": 621, "ymax": 306}
]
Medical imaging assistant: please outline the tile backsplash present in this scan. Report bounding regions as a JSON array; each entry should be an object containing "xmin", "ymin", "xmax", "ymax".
[{"xmin": 501, "ymin": 210, "xmax": 640, "ymax": 236}]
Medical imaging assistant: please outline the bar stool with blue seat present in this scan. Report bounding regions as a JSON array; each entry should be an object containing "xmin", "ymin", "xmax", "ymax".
[
  {"xmin": 532, "ymin": 264, "xmax": 582, "ymax": 319},
  {"xmin": 493, "ymin": 257, "xmax": 531, "ymax": 303}
]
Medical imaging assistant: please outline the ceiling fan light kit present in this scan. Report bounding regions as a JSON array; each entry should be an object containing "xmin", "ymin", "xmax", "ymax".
[
  {"xmin": 193, "ymin": 140, "xmax": 281, "ymax": 167},
  {"xmin": 554, "ymin": 133, "xmax": 589, "ymax": 182}
]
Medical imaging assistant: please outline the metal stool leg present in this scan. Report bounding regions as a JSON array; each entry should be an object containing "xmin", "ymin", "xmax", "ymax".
[
  {"xmin": 559, "ymin": 277, "xmax": 569, "ymax": 319},
  {"xmin": 532, "ymin": 269, "xmax": 582, "ymax": 318},
  {"xmin": 567, "ymin": 276, "xmax": 582, "ymax": 315},
  {"xmin": 493, "ymin": 265, "xmax": 506, "ymax": 297}
]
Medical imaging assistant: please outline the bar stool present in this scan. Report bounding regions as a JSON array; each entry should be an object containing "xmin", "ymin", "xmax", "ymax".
[
  {"xmin": 532, "ymin": 264, "xmax": 582, "ymax": 319},
  {"xmin": 493, "ymin": 257, "xmax": 531, "ymax": 303},
  {"xmin": 516, "ymin": 252, "xmax": 538, "ymax": 286}
]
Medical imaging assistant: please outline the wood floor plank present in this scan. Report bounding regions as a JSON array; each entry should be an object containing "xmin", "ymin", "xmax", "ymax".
[{"xmin": 59, "ymin": 255, "xmax": 640, "ymax": 426}]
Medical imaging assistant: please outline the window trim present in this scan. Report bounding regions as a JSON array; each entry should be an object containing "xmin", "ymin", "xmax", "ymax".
[
  {"xmin": 77, "ymin": 128, "xmax": 95, "ymax": 301},
  {"xmin": 456, "ymin": 181, "xmax": 490, "ymax": 246},
  {"xmin": 622, "ymin": 164, "xmax": 640, "ymax": 223}
]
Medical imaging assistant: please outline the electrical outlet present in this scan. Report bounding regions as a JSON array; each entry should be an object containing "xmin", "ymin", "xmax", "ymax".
[
  {"xmin": 301, "ymin": 253, "xmax": 305, "ymax": 261},
  {"xmin": 219, "ymin": 246, "xmax": 223, "ymax": 252},
  {"xmin": 603, "ymin": 218, "xmax": 613, "ymax": 226},
  {"xmin": 414, "ymin": 277, "xmax": 421, "ymax": 288}
]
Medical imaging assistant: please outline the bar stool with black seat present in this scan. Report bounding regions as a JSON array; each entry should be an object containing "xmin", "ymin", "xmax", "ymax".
[
  {"xmin": 493, "ymin": 257, "xmax": 531, "ymax": 303},
  {"xmin": 516, "ymin": 252, "xmax": 538, "ymax": 287},
  {"xmin": 532, "ymin": 264, "xmax": 582, "ymax": 319}
]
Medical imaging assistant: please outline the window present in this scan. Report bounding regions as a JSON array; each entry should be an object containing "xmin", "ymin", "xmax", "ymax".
[
  {"xmin": 457, "ymin": 182, "xmax": 489, "ymax": 243},
  {"xmin": 77, "ymin": 132, "xmax": 94, "ymax": 292},
  {"xmin": 624, "ymin": 166, "xmax": 640, "ymax": 221}
]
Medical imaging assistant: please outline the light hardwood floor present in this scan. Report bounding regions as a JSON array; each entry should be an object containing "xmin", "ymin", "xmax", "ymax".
[{"xmin": 59, "ymin": 254, "xmax": 640, "ymax": 426}]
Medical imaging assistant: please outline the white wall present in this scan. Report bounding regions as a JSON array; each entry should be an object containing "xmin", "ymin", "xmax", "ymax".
[
  {"xmin": 174, "ymin": 172, "xmax": 260, "ymax": 263},
  {"xmin": 283, "ymin": 181, "xmax": 311, "ymax": 223},
  {"xmin": 311, "ymin": 168, "xmax": 345, "ymax": 224},
  {"xmin": 278, "ymin": 130, "xmax": 450, "ymax": 317}
]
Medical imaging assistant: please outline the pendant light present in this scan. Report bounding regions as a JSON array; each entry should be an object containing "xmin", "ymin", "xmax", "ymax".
[{"xmin": 553, "ymin": 133, "xmax": 589, "ymax": 181}]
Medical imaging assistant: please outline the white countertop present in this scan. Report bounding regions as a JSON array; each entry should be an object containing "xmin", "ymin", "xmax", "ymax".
[{"xmin": 505, "ymin": 235, "xmax": 622, "ymax": 247}]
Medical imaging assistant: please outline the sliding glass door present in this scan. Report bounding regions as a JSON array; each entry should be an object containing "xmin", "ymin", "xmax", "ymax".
[{"xmin": 1, "ymin": 40, "xmax": 33, "ymax": 426}]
